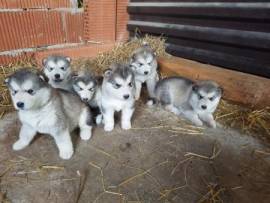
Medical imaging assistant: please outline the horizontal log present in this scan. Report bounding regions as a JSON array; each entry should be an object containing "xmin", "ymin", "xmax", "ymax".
[
  {"xmin": 158, "ymin": 56, "xmax": 270, "ymax": 108},
  {"xmin": 127, "ymin": 21, "xmax": 270, "ymax": 50},
  {"xmin": 166, "ymin": 43, "xmax": 270, "ymax": 78},
  {"xmin": 130, "ymin": 15, "xmax": 270, "ymax": 32},
  {"xmin": 128, "ymin": 2, "xmax": 270, "ymax": 20}
]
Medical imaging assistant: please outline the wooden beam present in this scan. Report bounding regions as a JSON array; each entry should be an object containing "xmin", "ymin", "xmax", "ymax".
[{"xmin": 158, "ymin": 56, "xmax": 270, "ymax": 108}]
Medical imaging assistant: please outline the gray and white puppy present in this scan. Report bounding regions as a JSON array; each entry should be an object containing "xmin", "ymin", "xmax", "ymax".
[
  {"xmin": 100, "ymin": 63, "xmax": 136, "ymax": 132},
  {"xmin": 130, "ymin": 43, "xmax": 159, "ymax": 100},
  {"xmin": 5, "ymin": 69, "xmax": 93, "ymax": 160},
  {"xmin": 153, "ymin": 76, "xmax": 222, "ymax": 128},
  {"xmin": 72, "ymin": 71, "xmax": 99, "ymax": 106},
  {"xmin": 42, "ymin": 55, "xmax": 73, "ymax": 91}
]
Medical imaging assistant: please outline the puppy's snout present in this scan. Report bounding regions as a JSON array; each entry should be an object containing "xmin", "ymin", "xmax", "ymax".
[
  {"xmin": 55, "ymin": 74, "xmax": 60, "ymax": 79},
  {"xmin": 144, "ymin": 71, "xmax": 149, "ymax": 75},
  {"xmin": 82, "ymin": 98, "xmax": 89, "ymax": 102},
  {"xmin": 201, "ymin": 105, "xmax": 207, "ymax": 110},
  {"xmin": 16, "ymin": 102, "xmax": 24, "ymax": 109},
  {"xmin": 123, "ymin": 94, "xmax": 130, "ymax": 100}
]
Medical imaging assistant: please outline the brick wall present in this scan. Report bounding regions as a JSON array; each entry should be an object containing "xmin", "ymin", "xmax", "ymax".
[{"xmin": 0, "ymin": 0, "xmax": 130, "ymax": 64}]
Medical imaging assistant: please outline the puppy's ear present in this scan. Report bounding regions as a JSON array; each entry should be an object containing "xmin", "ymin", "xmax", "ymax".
[
  {"xmin": 103, "ymin": 68, "xmax": 112, "ymax": 78},
  {"xmin": 4, "ymin": 77, "xmax": 10, "ymax": 85},
  {"xmin": 65, "ymin": 56, "xmax": 71, "ymax": 63},
  {"xmin": 129, "ymin": 63, "xmax": 136, "ymax": 72},
  {"xmin": 42, "ymin": 58, "xmax": 47, "ymax": 66},
  {"xmin": 217, "ymin": 86, "xmax": 223, "ymax": 95},
  {"xmin": 192, "ymin": 84, "xmax": 199, "ymax": 92},
  {"xmin": 38, "ymin": 72, "xmax": 49, "ymax": 83},
  {"xmin": 71, "ymin": 71, "xmax": 78, "ymax": 78}
]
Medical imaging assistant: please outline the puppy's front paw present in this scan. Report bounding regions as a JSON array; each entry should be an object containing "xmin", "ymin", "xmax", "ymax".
[
  {"xmin": 12, "ymin": 140, "xmax": 28, "ymax": 151},
  {"xmin": 208, "ymin": 120, "xmax": 217, "ymax": 128},
  {"xmin": 121, "ymin": 122, "xmax": 131, "ymax": 130},
  {"xmin": 80, "ymin": 129, "xmax": 92, "ymax": 140},
  {"xmin": 104, "ymin": 124, "xmax": 114, "ymax": 132},
  {"xmin": 95, "ymin": 114, "xmax": 103, "ymax": 125},
  {"xmin": 59, "ymin": 148, "xmax": 74, "ymax": 160},
  {"xmin": 193, "ymin": 119, "xmax": 203, "ymax": 127}
]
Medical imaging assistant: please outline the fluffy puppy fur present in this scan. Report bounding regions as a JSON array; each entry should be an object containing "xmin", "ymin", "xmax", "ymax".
[
  {"xmin": 42, "ymin": 55, "xmax": 74, "ymax": 91},
  {"xmin": 100, "ymin": 63, "xmax": 136, "ymax": 132},
  {"xmin": 153, "ymin": 76, "xmax": 222, "ymax": 128},
  {"xmin": 5, "ymin": 69, "xmax": 93, "ymax": 159},
  {"xmin": 130, "ymin": 44, "xmax": 159, "ymax": 100}
]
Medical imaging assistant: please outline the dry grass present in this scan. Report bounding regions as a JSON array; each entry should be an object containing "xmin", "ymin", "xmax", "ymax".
[
  {"xmin": 215, "ymin": 100, "xmax": 270, "ymax": 142},
  {"xmin": 71, "ymin": 34, "xmax": 169, "ymax": 75}
]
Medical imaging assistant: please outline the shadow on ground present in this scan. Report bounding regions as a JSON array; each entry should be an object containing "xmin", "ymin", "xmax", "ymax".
[{"xmin": 0, "ymin": 101, "xmax": 270, "ymax": 203}]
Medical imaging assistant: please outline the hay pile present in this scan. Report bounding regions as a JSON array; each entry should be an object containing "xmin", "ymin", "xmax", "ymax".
[
  {"xmin": 72, "ymin": 35, "xmax": 169, "ymax": 74},
  {"xmin": 0, "ymin": 35, "xmax": 270, "ymax": 142}
]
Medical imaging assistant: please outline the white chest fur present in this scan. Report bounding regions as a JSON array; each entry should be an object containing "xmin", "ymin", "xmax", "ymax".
[
  {"xmin": 101, "ymin": 96, "xmax": 133, "ymax": 112},
  {"xmin": 18, "ymin": 102, "xmax": 59, "ymax": 134}
]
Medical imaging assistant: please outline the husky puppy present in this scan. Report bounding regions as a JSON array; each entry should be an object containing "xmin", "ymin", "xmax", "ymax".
[
  {"xmin": 72, "ymin": 71, "xmax": 99, "ymax": 106},
  {"xmin": 130, "ymin": 43, "xmax": 159, "ymax": 100},
  {"xmin": 5, "ymin": 69, "xmax": 93, "ymax": 160},
  {"xmin": 154, "ymin": 77, "xmax": 222, "ymax": 128},
  {"xmin": 42, "ymin": 55, "xmax": 73, "ymax": 91},
  {"xmin": 72, "ymin": 71, "xmax": 103, "ymax": 123},
  {"xmin": 101, "ymin": 63, "xmax": 136, "ymax": 132}
]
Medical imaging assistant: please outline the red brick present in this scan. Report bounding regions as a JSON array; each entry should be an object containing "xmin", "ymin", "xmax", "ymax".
[
  {"xmin": 84, "ymin": 0, "xmax": 116, "ymax": 43},
  {"xmin": 35, "ymin": 43, "xmax": 115, "ymax": 66},
  {"xmin": 64, "ymin": 12, "xmax": 84, "ymax": 43},
  {"xmin": 0, "ymin": 43, "xmax": 115, "ymax": 66},
  {"xmin": 116, "ymin": 0, "xmax": 129, "ymax": 42},
  {"xmin": 0, "ymin": 11, "xmax": 65, "ymax": 52},
  {"xmin": 0, "ymin": 0, "xmax": 72, "ymax": 9}
]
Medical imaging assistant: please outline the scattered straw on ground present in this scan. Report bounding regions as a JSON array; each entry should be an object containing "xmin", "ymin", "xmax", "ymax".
[{"xmin": 215, "ymin": 100, "xmax": 270, "ymax": 142}]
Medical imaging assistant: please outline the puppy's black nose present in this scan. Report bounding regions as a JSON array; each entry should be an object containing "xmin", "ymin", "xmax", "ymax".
[
  {"xmin": 82, "ymin": 98, "xmax": 89, "ymax": 102},
  {"xmin": 144, "ymin": 71, "xmax": 149, "ymax": 75},
  {"xmin": 201, "ymin": 105, "xmax": 207, "ymax": 110},
  {"xmin": 55, "ymin": 74, "xmax": 60, "ymax": 79},
  {"xmin": 17, "ymin": 102, "xmax": 24, "ymax": 109},
  {"xmin": 123, "ymin": 94, "xmax": 130, "ymax": 100}
]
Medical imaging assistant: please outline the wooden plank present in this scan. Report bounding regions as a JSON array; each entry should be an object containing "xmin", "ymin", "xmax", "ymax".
[
  {"xmin": 130, "ymin": 15, "xmax": 270, "ymax": 32},
  {"xmin": 128, "ymin": 2, "xmax": 270, "ymax": 20},
  {"xmin": 166, "ymin": 43, "xmax": 270, "ymax": 78},
  {"xmin": 158, "ymin": 56, "xmax": 270, "ymax": 108},
  {"xmin": 127, "ymin": 21, "xmax": 270, "ymax": 50}
]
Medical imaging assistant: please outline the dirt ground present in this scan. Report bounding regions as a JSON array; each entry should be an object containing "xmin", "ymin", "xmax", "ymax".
[{"xmin": 0, "ymin": 101, "xmax": 270, "ymax": 203}]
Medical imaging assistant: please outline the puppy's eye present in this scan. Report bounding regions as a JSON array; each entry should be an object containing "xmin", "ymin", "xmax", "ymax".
[
  {"xmin": 209, "ymin": 97, "xmax": 215, "ymax": 101},
  {"xmin": 148, "ymin": 62, "xmax": 152, "ymax": 65},
  {"xmin": 27, "ymin": 89, "xmax": 34, "ymax": 95},
  {"xmin": 12, "ymin": 90, "xmax": 18, "ymax": 95},
  {"xmin": 128, "ymin": 82, "xmax": 133, "ymax": 87},
  {"xmin": 138, "ymin": 63, "xmax": 143, "ymax": 67},
  {"xmin": 60, "ymin": 67, "xmax": 65, "ymax": 71},
  {"xmin": 49, "ymin": 67, "xmax": 54, "ymax": 71},
  {"xmin": 199, "ymin": 95, "xmax": 203, "ymax": 100},
  {"xmin": 89, "ymin": 88, "xmax": 94, "ymax": 92},
  {"xmin": 79, "ymin": 87, "xmax": 83, "ymax": 91},
  {"xmin": 114, "ymin": 83, "xmax": 121, "ymax": 89}
]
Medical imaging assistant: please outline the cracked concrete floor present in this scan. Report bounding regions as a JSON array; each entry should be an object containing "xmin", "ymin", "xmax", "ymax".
[{"xmin": 0, "ymin": 102, "xmax": 270, "ymax": 203}]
